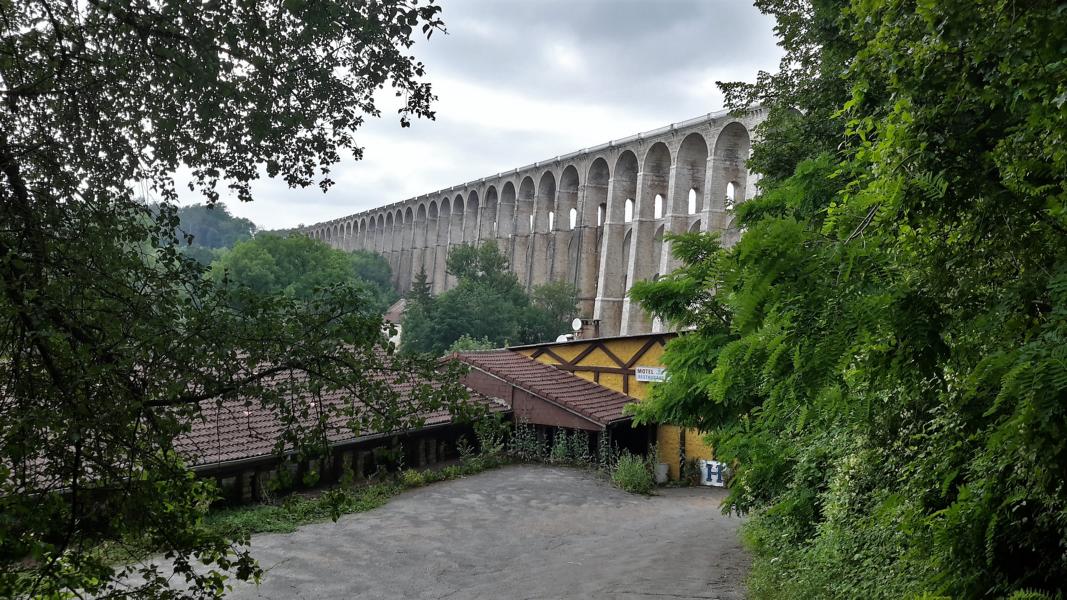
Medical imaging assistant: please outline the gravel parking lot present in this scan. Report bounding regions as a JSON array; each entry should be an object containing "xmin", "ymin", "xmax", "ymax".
[{"xmin": 224, "ymin": 464, "xmax": 749, "ymax": 599}]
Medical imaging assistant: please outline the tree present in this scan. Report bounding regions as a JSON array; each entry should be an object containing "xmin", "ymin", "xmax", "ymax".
[
  {"xmin": 407, "ymin": 266, "xmax": 434, "ymax": 309},
  {"xmin": 526, "ymin": 279, "xmax": 580, "ymax": 340},
  {"xmin": 401, "ymin": 242, "xmax": 578, "ymax": 355},
  {"xmin": 0, "ymin": 1, "xmax": 454, "ymax": 597},
  {"xmin": 175, "ymin": 203, "xmax": 258, "ymax": 264},
  {"xmin": 445, "ymin": 241, "xmax": 518, "ymax": 293},
  {"xmin": 631, "ymin": 1, "xmax": 1067, "ymax": 598},
  {"xmin": 446, "ymin": 334, "xmax": 497, "ymax": 353},
  {"xmin": 212, "ymin": 234, "xmax": 398, "ymax": 312}
]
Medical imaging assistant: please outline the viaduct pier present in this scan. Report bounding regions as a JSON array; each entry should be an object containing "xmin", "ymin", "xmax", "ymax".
[{"xmin": 302, "ymin": 108, "xmax": 764, "ymax": 337}]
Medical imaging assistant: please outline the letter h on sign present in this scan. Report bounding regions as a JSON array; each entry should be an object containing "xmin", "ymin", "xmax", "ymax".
[{"xmin": 705, "ymin": 461, "xmax": 724, "ymax": 486}]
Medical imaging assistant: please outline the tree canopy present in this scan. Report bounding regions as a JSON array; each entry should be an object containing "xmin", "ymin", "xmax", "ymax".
[
  {"xmin": 0, "ymin": 1, "xmax": 457, "ymax": 597},
  {"xmin": 401, "ymin": 242, "xmax": 578, "ymax": 356},
  {"xmin": 212, "ymin": 234, "xmax": 398, "ymax": 312},
  {"xmin": 631, "ymin": 1, "xmax": 1067, "ymax": 598},
  {"xmin": 176, "ymin": 202, "xmax": 257, "ymax": 264}
]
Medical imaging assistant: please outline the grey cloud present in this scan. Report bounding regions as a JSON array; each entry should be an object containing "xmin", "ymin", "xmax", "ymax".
[
  {"xmin": 422, "ymin": 0, "xmax": 779, "ymax": 108},
  {"xmin": 210, "ymin": 1, "xmax": 782, "ymax": 229}
]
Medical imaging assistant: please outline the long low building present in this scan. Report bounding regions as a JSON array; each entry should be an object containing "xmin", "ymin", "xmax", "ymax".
[
  {"xmin": 183, "ymin": 351, "xmax": 656, "ymax": 502},
  {"xmin": 180, "ymin": 368, "xmax": 508, "ymax": 504},
  {"xmin": 302, "ymin": 108, "xmax": 765, "ymax": 337}
]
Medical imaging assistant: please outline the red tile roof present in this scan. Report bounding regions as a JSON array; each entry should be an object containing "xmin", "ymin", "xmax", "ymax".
[
  {"xmin": 176, "ymin": 370, "xmax": 506, "ymax": 469},
  {"xmin": 449, "ymin": 350, "xmax": 635, "ymax": 427},
  {"xmin": 384, "ymin": 298, "xmax": 407, "ymax": 324}
]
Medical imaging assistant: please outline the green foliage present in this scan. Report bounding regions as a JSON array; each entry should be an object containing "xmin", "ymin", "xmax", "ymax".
[
  {"xmin": 372, "ymin": 443, "xmax": 406, "ymax": 475},
  {"xmin": 508, "ymin": 419, "xmax": 546, "ymax": 462},
  {"xmin": 525, "ymin": 279, "xmax": 582, "ymax": 340},
  {"xmin": 0, "ymin": 0, "xmax": 449, "ymax": 596},
  {"xmin": 212, "ymin": 234, "xmax": 398, "ymax": 312},
  {"xmin": 473, "ymin": 413, "xmax": 509, "ymax": 456},
  {"xmin": 549, "ymin": 430, "xmax": 571, "ymax": 464},
  {"xmin": 445, "ymin": 241, "xmax": 516, "ymax": 291},
  {"xmin": 632, "ymin": 1, "xmax": 1067, "ymax": 597},
  {"xmin": 612, "ymin": 452, "xmax": 654, "ymax": 495},
  {"xmin": 208, "ymin": 482, "xmax": 401, "ymax": 540},
  {"xmin": 455, "ymin": 436, "xmax": 475, "ymax": 462},
  {"xmin": 175, "ymin": 203, "xmax": 257, "ymax": 264},
  {"xmin": 399, "ymin": 469, "xmax": 426, "ymax": 488},
  {"xmin": 448, "ymin": 334, "xmax": 497, "ymax": 353},
  {"xmin": 402, "ymin": 242, "xmax": 578, "ymax": 355},
  {"xmin": 597, "ymin": 430, "xmax": 618, "ymax": 471},
  {"xmin": 568, "ymin": 430, "xmax": 592, "ymax": 465},
  {"xmin": 502, "ymin": 420, "xmax": 602, "ymax": 470}
]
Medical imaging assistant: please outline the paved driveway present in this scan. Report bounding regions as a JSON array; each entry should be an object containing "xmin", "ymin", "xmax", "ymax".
[{"xmin": 225, "ymin": 464, "xmax": 749, "ymax": 599}]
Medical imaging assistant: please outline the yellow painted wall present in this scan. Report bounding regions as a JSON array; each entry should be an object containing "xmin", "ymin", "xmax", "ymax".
[{"xmin": 517, "ymin": 334, "xmax": 713, "ymax": 480}]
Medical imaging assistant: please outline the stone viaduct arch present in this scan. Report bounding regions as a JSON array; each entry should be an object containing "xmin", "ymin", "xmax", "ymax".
[{"xmin": 300, "ymin": 108, "xmax": 765, "ymax": 336}]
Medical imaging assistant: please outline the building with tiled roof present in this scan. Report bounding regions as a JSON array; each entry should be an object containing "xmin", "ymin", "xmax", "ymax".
[
  {"xmin": 178, "ymin": 382, "xmax": 504, "ymax": 469},
  {"xmin": 450, "ymin": 350, "xmax": 637, "ymax": 430},
  {"xmin": 177, "ymin": 364, "xmax": 507, "ymax": 503}
]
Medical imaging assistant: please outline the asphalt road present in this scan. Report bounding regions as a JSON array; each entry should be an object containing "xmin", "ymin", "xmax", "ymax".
[{"xmin": 224, "ymin": 464, "xmax": 749, "ymax": 599}]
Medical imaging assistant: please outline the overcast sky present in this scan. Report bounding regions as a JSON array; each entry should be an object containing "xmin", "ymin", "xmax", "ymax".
[{"xmin": 199, "ymin": 0, "xmax": 783, "ymax": 231}]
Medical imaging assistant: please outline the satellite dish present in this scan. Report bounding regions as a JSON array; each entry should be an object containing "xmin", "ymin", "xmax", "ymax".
[{"xmin": 571, "ymin": 318, "xmax": 583, "ymax": 332}]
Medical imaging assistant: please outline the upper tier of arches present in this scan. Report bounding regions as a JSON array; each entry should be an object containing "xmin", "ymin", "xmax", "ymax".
[{"xmin": 305, "ymin": 108, "xmax": 763, "ymax": 249}]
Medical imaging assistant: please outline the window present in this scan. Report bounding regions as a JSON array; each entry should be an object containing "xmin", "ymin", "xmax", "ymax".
[
  {"xmin": 624, "ymin": 198, "xmax": 634, "ymax": 223},
  {"xmin": 569, "ymin": 208, "xmax": 578, "ymax": 229},
  {"xmin": 688, "ymin": 189, "xmax": 698, "ymax": 214},
  {"xmin": 654, "ymin": 194, "xmax": 663, "ymax": 219}
]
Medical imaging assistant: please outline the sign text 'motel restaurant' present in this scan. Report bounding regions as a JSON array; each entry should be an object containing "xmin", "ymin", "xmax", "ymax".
[{"xmin": 635, "ymin": 367, "xmax": 667, "ymax": 383}]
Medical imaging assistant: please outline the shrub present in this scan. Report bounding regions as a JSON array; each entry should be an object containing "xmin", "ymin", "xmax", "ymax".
[
  {"xmin": 400, "ymin": 469, "xmax": 425, "ymax": 488},
  {"xmin": 455, "ymin": 436, "xmax": 475, "ymax": 462},
  {"xmin": 473, "ymin": 413, "xmax": 508, "ymax": 456},
  {"xmin": 680, "ymin": 458, "xmax": 701, "ymax": 486},
  {"xmin": 612, "ymin": 451, "xmax": 654, "ymax": 494}
]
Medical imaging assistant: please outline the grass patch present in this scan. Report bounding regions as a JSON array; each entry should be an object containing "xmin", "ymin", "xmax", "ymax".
[
  {"xmin": 205, "ymin": 453, "xmax": 510, "ymax": 541},
  {"xmin": 205, "ymin": 481, "xmax": 402, "ymax": 539}
]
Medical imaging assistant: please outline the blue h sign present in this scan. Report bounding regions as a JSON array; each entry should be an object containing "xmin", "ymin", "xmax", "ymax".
[{"xmin": 705, "ymin": 461, "xmax": 724, "ymax": 485}]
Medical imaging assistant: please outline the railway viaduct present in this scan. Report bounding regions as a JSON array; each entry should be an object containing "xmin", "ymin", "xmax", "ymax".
[{"xmin": 301, "ymin": 107, "xmax": 765, "ymax": 337}]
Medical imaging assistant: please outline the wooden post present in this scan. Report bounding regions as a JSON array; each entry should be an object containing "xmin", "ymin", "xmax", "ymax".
[
  {"xmin": 427, "ymin": 438, "xmax": 437, "ymax": 464},
  {"xmin": 239, "ymin": 471, "xmax": 253, "ymax": 503},
  {"xmin": 678, "ymin": 428, "xmax": 686, "ymax": 482},
  {"xmin": 355, "ymin": 451, "xmax": 369, "ymax": 480}
]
